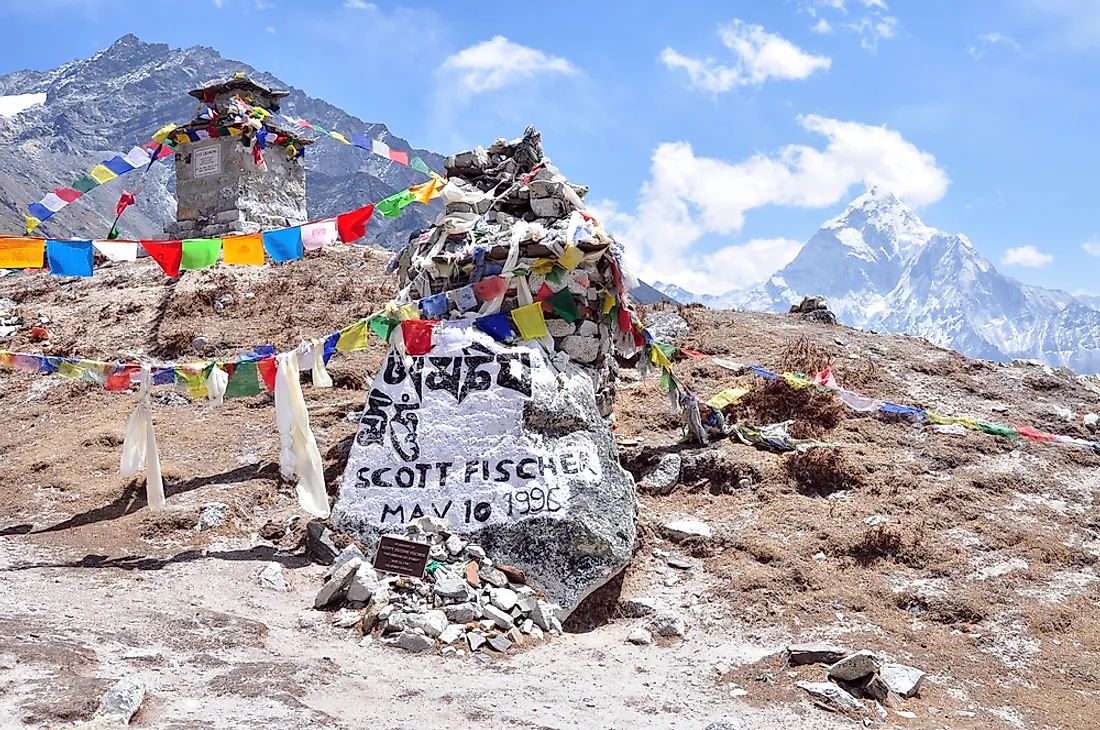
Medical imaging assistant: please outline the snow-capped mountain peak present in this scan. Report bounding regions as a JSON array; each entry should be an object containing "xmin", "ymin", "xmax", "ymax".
[{"xmin": 662, "ymin": 188, "xmax": 1100, "ymax": 373}]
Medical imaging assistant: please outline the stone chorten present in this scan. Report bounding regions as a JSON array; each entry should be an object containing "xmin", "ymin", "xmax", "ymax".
[{"xmin": 165, "ymin": 75, "xmax": 313, "ymax": 239}]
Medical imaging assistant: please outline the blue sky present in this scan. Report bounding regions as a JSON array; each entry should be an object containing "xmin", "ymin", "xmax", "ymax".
[{"xmin": 1, "ymin": 0, "xmax": 1098, "ymax": 295}]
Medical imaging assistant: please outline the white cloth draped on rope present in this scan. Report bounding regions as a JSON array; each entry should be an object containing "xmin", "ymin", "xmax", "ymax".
[
  {"xmin": 120, "ymin": 365, "xmax": 165, "ymax": 510},
  {"xmin": 274, "ymin": 351, "xmax": 331, "ymax": 518},
  {"xmin": 205, "ymin": 364, "xmax": 229, "ymax": 405},
  {"xmin": 297, "ymin": 340, "xmax": 333, "ymax": 389}
]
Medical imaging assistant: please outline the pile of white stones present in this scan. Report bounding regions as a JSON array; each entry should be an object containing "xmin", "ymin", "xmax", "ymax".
[
  {"xmin": 314, "ymin": 517, "xmax": 563, "ymax": 656},
  {"xmin": 788, "ymin": 643, "xmax": 926, "ymax": 719}
]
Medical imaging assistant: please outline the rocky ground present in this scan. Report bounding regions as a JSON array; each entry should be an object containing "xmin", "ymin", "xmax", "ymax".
[{"xmin": 1, "ymin": 246, "xmax": 1098, "ymax": 729}]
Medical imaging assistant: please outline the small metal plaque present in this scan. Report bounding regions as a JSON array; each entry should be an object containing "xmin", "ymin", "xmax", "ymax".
[
  {"xmin": 372, "ymin": 535, "xmax": 431, "ymax": 579},
  {"xmin": 193, "ymin": 144, "xmax": 221, "ymax": 178}
]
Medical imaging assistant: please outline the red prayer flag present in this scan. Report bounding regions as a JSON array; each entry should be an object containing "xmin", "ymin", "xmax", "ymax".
[
  {"xmin": 1016, "ymin": 425, "xmax": 1053, "ymax": 442},
  {"xmin": 115, "ymin": 190, "xmax": 136, "ymax": 217},
  {"xmin": 536, "ymin": 282, "xmax": 555, "ymax": 311},
  {"xmin": 53, "ymin": 187, "xmax": 82, "ymax": 203},
  {"xmin": 141, "ymin": 240, "xmax": 183, "ymax": 277},
  {"xmin": 337, "ymin": 204, "xmax": 375, "ymax": 243},
  {"xmin": 472, "ymin": 276, "xmax": 507, "ymax": 301},
  {"xmin": 618, "ymin": 304, "xmax": 632, "ymax": 334},
  {"xmin": 105, "ymin": 364, "xmax": 138, "ymax": 392},
  {"xmin": 257, "ymin": 358, "xmax": 277, "ymax": 392},
  {"xmin": 389, "ymin": 149, "xmax": 409, "ymax": 166},
  {"xmin": 680, "ymin": 348, "xmax": 708, "ymax": 359},
  {"xmin": 402, "ymin": 319, "xmax": 438, "ymax": 356}
]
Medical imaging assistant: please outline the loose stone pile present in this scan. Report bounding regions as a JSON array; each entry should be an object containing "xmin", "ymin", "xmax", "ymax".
[
  {"xmin": 388, "ymin": 126, "xmax": 641, "ymax": 419},
  {"xmin": 789, "ymin": 295, "xmax": 837, "ymax": 325},
  {"xmin": 314, "ymin": 517, "xmax": 563, "ymax": 655},
  {"xmin": 787, "ymin": 643, "xmax": 926, "ymax": 718}
]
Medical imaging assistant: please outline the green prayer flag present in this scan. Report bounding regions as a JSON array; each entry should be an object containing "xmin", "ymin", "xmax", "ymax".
[
  {"xmin": 544, "ymin": 287, "xmax": 579, "ymax": 323},
  {"xmin": 180, "ymin": 239, "xmax": 222, "ymax": 270},
  {"xmin": 409, "ymin": 156, "xmax": 431, "ymax": 175},
  {"xmin": 107, "ymin": 222, "xmax": 121, "ymax": 240},
  {"xmin": 225, "ymin": 360, "xmax": 263, "ymax": 399},
  {"xmin": 369, "ymin": 316, "xmax": 399, "ymax": 341},
  {"xmin": 659, "ymin": 369, "xmax": 672, "ymax": 391},
  {"xmin": 544, "ymin": 266, "xmax": 566, "ymax": 285},
  {"xmin": 977, "ymin": 422, "xmax": 1018, "ymax": 438},
  {"xmin": 376, "ymin": 189, "xmax": 416, "ymax": 219},
  {"xmin": 655, "ymin": 342, "xmax": 675, "ymax": 359},
  {"xmin": 71, "ymin": 175, "xmax": 99, "ymax": 194}
]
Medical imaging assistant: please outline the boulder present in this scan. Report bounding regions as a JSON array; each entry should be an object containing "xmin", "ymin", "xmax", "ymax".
[
  {"xmin": 879, "ymin": 663, "xmax": 926, "ymax": 698},
  {"xmin": 651, "ymin": 611, "xmax": 686, "ymax": 637},
  {"xmin": 796, "ymin": 681, "xmax": 866, "ymax": 714},
  {"xmin": 258, "ymin": 563, "xmax": 290, "ymax": 592},
  {"xmin": 332, "ymin": 336, "xmax": 637, "ymax": 617},
  {"xmin": 405, "ymin": 610, "xmax": 449, "ymax": 638},
  {"xmin": 787, "ymin": 642, "xmax": 849, "ymax": 666},
  {"xmin": 443, "ymin": 602, "xmax": 481, "ymax": 623},
  {"xmin": 345, "ymin": 563, "xmax": 380, "ymax": 603},
  {"xmin": 826, "ymin": 650, "xmax": 882, "ymax": 681},
  {"xmin": 620, "ymin": 597, "xmax": 662, "ymax": 618},
  {"xmin": 663, "ymin": 519, "xmax": 711, "ymax": 541},
  {"xmin": 645, "ymin": 310, "xmax": 690, "ymax": 341},
  {"xmin": 306, "ymin": 521, "xmax": 340, "ymax": 564},
  {"xmin": 93, "ymin": 677, "xmax": 146, "ymax": 725},
  {"xmin": 1084, "ymin": 413, "xmax": 1098, "ymax": 430},
  {"xmin": 195, "ymin": 502, "xmax": 229, "ymax": 532},
  {"xmin": 639, "ymin": 453, "xmax": 681, "ymax": 495},
  {"xmin": 627, "ymin": 627, "xmax": 653, "ymax": 645},
  {"xmin": 314, "ymin": 557, "xmax": 362, "ymax": 608},
  {"xmin": 386, "ymin": 630, "xmax": 434, "ymax": 653}
]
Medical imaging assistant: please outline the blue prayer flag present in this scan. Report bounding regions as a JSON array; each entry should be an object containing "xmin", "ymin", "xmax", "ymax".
[
  {"xmin": 28, "ymin": 202, "xmax": 53, "ymax": 222},
  {"xmin": 419, "ymin": 292, "xmax": 448, "ymax": 319},
  {"xmin": 476, "ymin": 313, "xmax": 513, "ymax": 342},
  {"xmin": 46, "ymin": 239, "xmax": 94, "ymax": 277},
  {"xmin": 263, "ymin": 228, "xmax": 304, "ymax": 262},
  {"xmin": 322, "ymin": 331, "xmax": 340, "ymax": 364},
  {"xmin": 103, "ymin": 156, "xmax": 134, "ymax": 175}
]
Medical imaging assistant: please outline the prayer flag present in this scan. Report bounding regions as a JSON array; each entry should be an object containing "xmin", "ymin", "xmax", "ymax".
[
  {"xmin": 93, "ymin": 240, "xmax": 138, "ymax": 262},
  {"xmin": 263, "ymin": 227, "xmax": 304, "ymax": 262},
  {"xmin": 330, "ymin": 131, "xmax": 350, "ymax": 144},
  {"xmin": 225, "ymin": 359, "xmax": 263, "ymax": 399},
  {"xmin": 376, "ymin": 189, "xmax": 416, "ymax": 218},
  {"xmin": 409, "ymin": 177, "xmax": 446, "ymax": 204},
  {"xmin": 510, "ymin": 302, "xmax": 549, "ymax": 340},
  {"xmin": 256, "ymin": 357, "xmax": 277, "ymax": 392},
  {"xmin": 40, "ymin": 193, "xmax": 68, "ymax": 213},
  {"xmin": 336, "ymin": 205, "xmax": 374, "ymax": 243},
  {"xmin": 222, "ymin": 233, "xmax": 264, "ymax": 265},
  {"xmin": 115, "ymin": 190, "xmax": 136, "ymax": 217},
  {"xmin": 543, "ymin": 287, "xmax": 579, "ymax": 323},
  {"xmin": 410, "ymin": 156, "xmax": 431, "ymax": 175},
  {"xmin": 46, "ymin": 239, "xmax": 94, "ymax": 277},
  {"xmin": 707, "ymin": 387, "xmax": 751, "ymax": 410},
  {"xmin": 650, "ymin": 343, "xmax": 673, "ymax": 370},
  {"xmin": 472, "ymin": 276, "xmax": 507, "ymax": 301},
  {"xmin": 322, "ymin": 331, "xmax": 340, "ymax": 364},
  {"xmin": 369, "ymin": 316, "xmax": 398, "ymax": 342},
  {"xmin": 58, "ymin": 360, "xmax": 83, "ymax": 380},
  {"xmin": 617, "ymin": 304, "xmax": 633, "ymax": 334},
  {"xmin": 103, "ymin": 156, "xmax": 133, "ymax": 175},
  {"xmin": 535, "ymin": 282, "xmax": 554, "ymax": 305},
  {"xmin": 371, "ymin": 138, "xmax": 390, "ymax": 158},
  {"xmin": 558, "ymin": 244, "xmax": 584, "ymax": 270},
  {"xmin": 89, "ymin": 164, "xmax": 118, "ymax": 184},
  {"xmin": 389, "ymin": 149, "xmax": 409, "ymax": 166},
  {"xmin": 71, "ymin": 175, "xmax": 98, "ymax": 194},
  {"xmin": 0, "ymin": 237, "xmax": 45, "ymax": 269},
  {"xmin": 602, "ymin": 293, "xmax": 616, "ymax": 316},
  {"xmin": 177, "ymin": 366, "xmax": 208, "ymax": 399},
  {"xmin": 27, "ymin": 203, "xmax": 51, "ymax": 223},
  {"xmin": 24, "ymin": 215, "xmax": 42, "ymax": 234},
  {"xmin": 419, "ymin": 292, "xmax": 448, "ymax": 319},
  {"xmin": 180, "ymin": 239, "xmax": 222, "ymax": 270},
  {"xmin": 336, "ymin": 321, "xmax": 369, "ymax": 352},
  {"xmin": 105, "ymin": 365, "xmax": 138, "ymax": 393},
  {"xmin": 401, "ymin": 319, "xmax": 437, "ymax": 355},
  {"xmin": 453, "ymin": 285, "xmax": 478, "ymax": 312},
  {"xmin": 301, "ymin": 219, "xmax": 338, "ymax": 250},
  {"xmin": 141, "ymin": 240, "xmax": 183, "ymax": 277},
  {"xmin": 398, "ymin": 303, "xmax": 420, "ymax": 321}
]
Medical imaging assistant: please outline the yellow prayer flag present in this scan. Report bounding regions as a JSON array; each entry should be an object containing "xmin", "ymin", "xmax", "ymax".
[
  {"xmin": 602, "ymin": 293, "xmax": 616, "ymax": 316},
  {"xmin": 650, "ymin": 345, "xmax": 673, "ymax": 370},
  {"xmin": 336, "ymin": 322, "xmax": 369, "ymax": 352},
  {"xmin": 399, "ymin": 303, "xmax": 420, "ymax": 321},
  {"xmin": 782, "ymin": 372, "xmax": 812, "ymax": 389},
  {"xmin": 222, "ymin": 233, "xmax": 265, "ymax": 266},
  {"xmin": 530, "ymin": 259, "xmax": 556, "ymax": 275},
  {"xmin": 558, "ymin": 244, "xmax": 584, "ymax": 270},
  {"xmin": 89, "ymin": 165, "xmax": 117, "ymax": 184},
  {"xmin": 179, "ymin": 366, "xmax": 208, "ymax": 399},
  {"xmin": 0, "ymin": 237, "xmax": 45, "ymax": 269},
  {"xmin": 0, "ymin": 351, "xmax": 12, "ymax": 369},
  {"xmin": 329, "ymin": 132, "xmax": 350, "ymax": 144},
  {"xmin": 152, "ymin": 123, "xmax": 177, "ymax": 144},
  {"xmin": 707, "ymin": 386, "xmax": 751, "ymax": 410},
  {"xmin": 24, "ymin": 215, "xmax": 42, "ymax": 235},
  {"xmin": 228, "ymin": 127, "xmax": 243, "ymax": 136},
  {"xmin": 173, "ymin": 132, "xmax": 191, "ymax": 145},
  {"xmin": 58, "ymin": 361, "xmax": 83, "ymax": 380},
  {"xmin": 511, "ymin": 302, "xmax": 550, "ymax": 340},
  {"xmin": 409, "ymin": 177, "xmax": 446, "ymax": 204}
]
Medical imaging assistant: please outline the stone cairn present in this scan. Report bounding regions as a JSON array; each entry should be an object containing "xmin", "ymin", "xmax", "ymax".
[
  {"xmin": 388, "ymin": 126, "xmax": 640, "ymax": 419},
  {"xmin": 789, "ymin": 295, "xmax": 838, "ymax": 325},
  {"xmin": 315, "ymin": 517, "xmax": 563, "ymax": 656}
]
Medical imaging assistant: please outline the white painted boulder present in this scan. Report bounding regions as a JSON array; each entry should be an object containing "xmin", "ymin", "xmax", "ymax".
[{"xmin": 332, "ymin": 326, "xmax": 637, "ymax": 615}]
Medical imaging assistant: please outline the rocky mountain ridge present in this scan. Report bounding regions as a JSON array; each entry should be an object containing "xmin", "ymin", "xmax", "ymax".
[
  {"xmin": 0, "ymin": 34, "xmax": 443, "ymax": 248},
  {"xmin": 656, "ymin": 188, "xmax": 1100, "ymax": 373}
]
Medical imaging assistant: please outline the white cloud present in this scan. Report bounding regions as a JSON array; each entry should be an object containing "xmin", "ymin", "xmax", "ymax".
[
  {"xmin": 265, "ymin": 25, "xmax": 276, "ymax": 33},
  {"xmin": 344, "ymin": 0, "xmax": 375, "ymax": 8},
  {"xmin": 213, "ymin": 0, "xmax": 223, "ymax": 6},
  {"xmin": 1083, "ymin": 239, "xmax": 1100, "ymax": 256},
  {"xmin": 861, "ymin": 0, "xmax": 888, "ymax": 8},
  {"xmin": 1001, "ymin": 245, "xmax": 1053, "ymax": 267},
  {"xmin": 598, "ymin": 115, "xmax": 949, "ymax": 295},
  {"xmin": 969, "ymin": 32, "xmax": 1021, "ymax": 59},
  {"xmin": 438, "ymin": 36, "xmax": 576, "ymax": 95},
  {"xmin": 848, "ymin": 14, "xmax": 898, "ymax": 49},
  {"xmin": 662, "ymin": 19, "xmax": 831, "ymax": 93},
  {"xmin": 811, "ymin": 18, "xmax": 833, "ymax": 34}
]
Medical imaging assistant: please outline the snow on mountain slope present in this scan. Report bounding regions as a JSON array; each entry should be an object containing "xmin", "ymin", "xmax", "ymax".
[{"xmin": 699, "ymin": 187, "xmax": 1099, "ymax": 373}]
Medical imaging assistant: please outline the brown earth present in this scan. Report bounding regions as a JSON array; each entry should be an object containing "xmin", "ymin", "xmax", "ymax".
[{"xmin": 1, "ymin": 247, "xmax": 1098, "ymax": 729}]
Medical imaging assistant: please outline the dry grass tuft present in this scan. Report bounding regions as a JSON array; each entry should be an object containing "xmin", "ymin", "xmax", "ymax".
[
  {"xmin": 730, "ymin": 378, "xmax": 846, "ymax": 438},
  {"xmin": 785, "ymin": 447, "xmax": 863, "ymax": 497}
]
